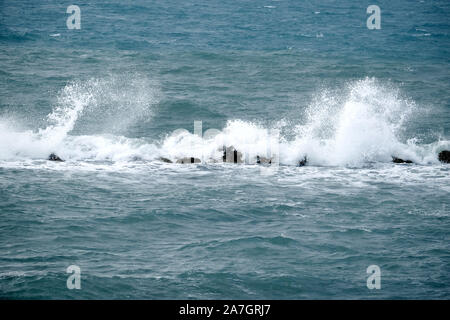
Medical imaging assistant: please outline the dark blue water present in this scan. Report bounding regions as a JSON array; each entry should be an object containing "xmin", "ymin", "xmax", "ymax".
[{"xmin": 0, "ymin": 0, "xmax": 449, "ymax": 299}]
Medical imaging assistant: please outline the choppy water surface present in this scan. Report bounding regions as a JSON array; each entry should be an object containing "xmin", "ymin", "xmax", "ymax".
[{"xmin": 0, "ymin": 0, "xmax": 449, "ymax": 299}]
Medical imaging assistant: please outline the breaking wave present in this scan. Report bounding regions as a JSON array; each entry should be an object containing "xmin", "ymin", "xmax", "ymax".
[{"xmin": 0, "ymin": 77, "xmax": 448, "ymax": 166}]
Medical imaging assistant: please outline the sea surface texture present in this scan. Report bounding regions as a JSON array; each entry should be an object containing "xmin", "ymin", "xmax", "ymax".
[{"xmin": 0, "ymin": 0, "xmax": 449, "ymax": 299}]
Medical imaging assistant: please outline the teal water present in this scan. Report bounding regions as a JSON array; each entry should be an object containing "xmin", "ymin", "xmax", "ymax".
[{"xmin": 0, "ymin": 0, "xmax": 449, "ymax": 299}]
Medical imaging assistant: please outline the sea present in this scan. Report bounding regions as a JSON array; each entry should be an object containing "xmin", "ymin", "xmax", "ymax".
[{"xmin": 0, "ymin": 0, "xmax": 449, "ymax": 299}]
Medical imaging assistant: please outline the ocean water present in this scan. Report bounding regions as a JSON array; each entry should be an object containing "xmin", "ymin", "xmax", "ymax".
[{"xmin": 0, "ymin": 0, "xmax": 449, "ymax": 299}]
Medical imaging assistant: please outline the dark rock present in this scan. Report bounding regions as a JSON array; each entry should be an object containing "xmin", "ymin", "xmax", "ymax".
[
  {"xmin": 176, "ymin": 157, "xmax": 201, "ymax": 164},
  {"xmin": 298, "ymin": 156, "xmax": 307, "ymax": 167},
  {"xmin": 256, "ymin": 155, "xmax": 272, "ymax": 164},
  {"xmin": 158, "ymin": 157, "xmax": 173, "ymax": 163},
  {"xmin": 392, "ymin": 156, "xmax": 413, "ymax": 164},
  {"xmin": 48, "ymin": 153, "xmax": 64, "ymax": 162},
  {"xmin": 438, "ymin": 150, "xmax": 450, "ymax": 163}
]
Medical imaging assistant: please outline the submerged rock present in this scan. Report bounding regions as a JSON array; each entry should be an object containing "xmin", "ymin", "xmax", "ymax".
[
  {"xmin": 176, "ymin": 157, "xmax": 201, "ymax": 164},
  {"xmin": 298, "ymin": 156, "xmax": 308, "ymax": 167},
  {"xmin": 222, "ymin": 146, "xmax": 243, "ymax": 163},
  {"xmin": 48, "ymin": 153, "xmax": 64, "ymax": 162},
  {"xmin": 438, "ymin": 150, "xmax": 450, "ymax": 163},
  {"xmin": 256, "ymin": 155, "xmax": 272, "ymax": 164},
  {"xmin": 392, "ymin": 156, "xmax": 413, "ymax": 164}
]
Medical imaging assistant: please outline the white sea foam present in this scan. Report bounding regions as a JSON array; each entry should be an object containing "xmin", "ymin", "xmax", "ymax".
[
  {"xmin": 0, "ymin": 74, "xmax": 161, "ymax": 162},
  {"xmin": 0, "ymin": 77, "xmax": 448, "ymax": 167},
  {"xmin": 157, "ymin": 78, "xmax": 448, "ymax": 166}
]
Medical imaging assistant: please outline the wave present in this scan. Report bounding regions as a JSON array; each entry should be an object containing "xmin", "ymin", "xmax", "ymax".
[
  {"xmin": 0, "ymin": 74, "xmax": 161, "ymax": 161},
  {"xmin": 0, "ymin": 77, "xmax": 448, "ymax": 166}
]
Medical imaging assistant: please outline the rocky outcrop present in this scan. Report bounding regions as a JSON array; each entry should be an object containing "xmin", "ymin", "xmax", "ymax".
[
  {"xmin": 438, "ymin": 150, "xmax": 450, "ymax": 163},
  {"xmin": 256, "ymin": 155, "xmax": 272, "ymax": 164},
  {"xmin": 298, "ymin": 156, "xmax": 307, "ymax": 167},
  {"xmin": 392, "ymin": 157, "xmax": 413, "ymax": 164},
  {"xmin": 176, "ymin": 157, "xmax": 201, "ymax": 164},
  {"xmin": 48, "ymin": 153, "xmax": 64, "ymax": 162}
]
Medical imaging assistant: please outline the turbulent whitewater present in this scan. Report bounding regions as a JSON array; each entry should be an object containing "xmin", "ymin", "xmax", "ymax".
[{"xmin": 1, "ymin": 78, "xmax": 448, "ymax": 167}]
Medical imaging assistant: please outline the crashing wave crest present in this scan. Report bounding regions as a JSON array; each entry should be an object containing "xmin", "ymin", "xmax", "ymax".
[{"xmin": 0, "ymin": 77, "xmax": 448, "ymax": 166}]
